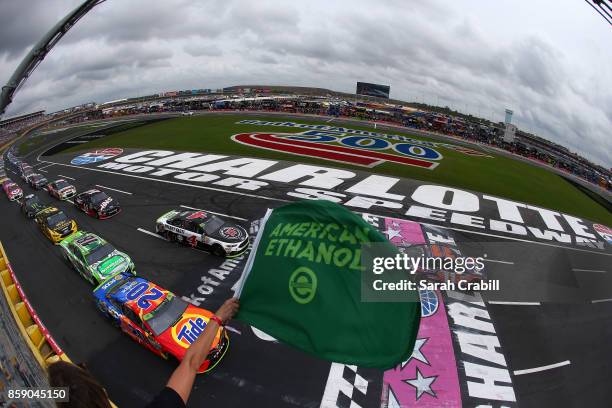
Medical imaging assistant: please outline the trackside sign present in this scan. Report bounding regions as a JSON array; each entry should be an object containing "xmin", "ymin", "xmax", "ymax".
[{"xmin": 73, "ymin": 148, "xmax": 611, "ymax": 251}]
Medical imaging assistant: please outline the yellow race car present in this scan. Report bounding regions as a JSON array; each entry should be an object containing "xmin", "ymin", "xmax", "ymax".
[{"xmin": 35, "ymin": 207, "xmax": 78, "ymax": 244}]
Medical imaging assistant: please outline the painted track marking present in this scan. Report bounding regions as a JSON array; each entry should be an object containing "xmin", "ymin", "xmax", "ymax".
[
  {"xmin": 35, "ymin": 159, "xmax": 290, "ymax": 204},
  {"xmin": 572, "ymin": 268, "xmax": 607, "ymax": 273},
  {"xmin": 488, "ymin": 301, "xmax": 541, "ymax": 306},
  {"xmin": 137, "ymin": 228, "xmax": 167, "ymax": 241},
  {"xmin": 95, "ymin": 184, "xmax": 133, "ymax": 195},
  {"xmin": 591, "ymin": 297, "xmax": 612, "ymax": 304},
  {"xmin": 33, "ymin": 160, "xmax": 612, "ymax": 258},
  {"xmin": 513, "ymin": 360, "xmax": 571, "ymax": 375},
  {"xmin": 179, "ymin": 205, "xmax": 248, "ymax": 222},
  {"xmin": 57, "ymin": 174, "xmax": 75, "ymax": 180},
  {"xmin": 38, "ymin": 163, "xmax": 55, "ymax": 171}
]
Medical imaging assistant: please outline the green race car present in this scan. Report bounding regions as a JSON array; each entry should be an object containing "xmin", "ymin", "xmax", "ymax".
[{"xmin": 59, "ymin": 231, "xmax": 135, "ymax": 285}]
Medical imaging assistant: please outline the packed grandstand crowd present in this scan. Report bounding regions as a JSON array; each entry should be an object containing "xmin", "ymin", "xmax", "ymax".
[{"xmin": 3, "ymin": 89, "xmax": 611, "ymax": 190}]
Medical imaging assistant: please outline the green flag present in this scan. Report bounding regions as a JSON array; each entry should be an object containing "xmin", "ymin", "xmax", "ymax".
[{"xmin": 236, "ymin": 200, "xmax": 421, "ymax": 369}]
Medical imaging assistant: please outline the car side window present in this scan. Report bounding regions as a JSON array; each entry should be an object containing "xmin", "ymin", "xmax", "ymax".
[
  {"xmin": 122, "ymin": 305, "xmax": 139, "ymax": 325},
  {"xmin": 185, "ymin": 220, "xmax": 198, "ymax": 233},
  {"xmin": 169, "ymin": 218, "xmax": 181, "ymax": 227}
]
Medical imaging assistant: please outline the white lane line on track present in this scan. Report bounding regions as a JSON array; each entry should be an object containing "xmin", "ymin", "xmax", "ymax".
[
  {"xmin": 482, "ymin": 258, "xmax": 514, "ymax": 265},
  {"xmin": 95, "ymin": 184, "xmax": 133, "ymax": 195},
  {"xmin": 137, "ymin": 228, "xmax": 167, "ymax": 241},
  {"xmin": 591, "ymin": 297, "xmax": 612, "ymax": 304},
  {"xmin": 513, "ymin": 360, "xmax": 571, "ymax": 376},
  {"xmin": 57, "ymin": 174, "xmax": 75, "ymax": 180},
  {"xmin": 326, "ymin": 117, "xmax": 334, "ymax": 122},
  {"xmin": 38, "ymin": 169, "xmax": 47, "ymax": 173},
  {"xmin": 66, "ymin": 199, "xmax": 74, "ymax": 204},
  {"xmin": 179, "ymin": 205, "xmax": 248, "ymax": 222},
  {"xmin": 31, "ymin": 159, "xmax": 612, "ymax": 258},
  {"xmin": 572, "ymin": 268, "xmax": 607, "ymax": 273},
  {"xmin": 38, "ymin": 163, "xmax": 55, "ymax": 171},
  {"xmin": 488, "ymin": 301, "xmax": 541, "ymax": 306}
]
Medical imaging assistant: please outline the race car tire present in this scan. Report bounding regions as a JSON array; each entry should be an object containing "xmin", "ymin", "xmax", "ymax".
[
  {"xmin": 212, "ymin": 244, "xmax": 226, "ymax": 257},
  {"xmin": 164, "ymin": 231, "xmax": 176, "ymax": 241}
]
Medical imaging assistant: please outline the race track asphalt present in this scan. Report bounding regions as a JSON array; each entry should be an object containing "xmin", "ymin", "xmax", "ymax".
[{"xmin": 0, "ymin": 115, "xmax": 611, "ymax": 407}]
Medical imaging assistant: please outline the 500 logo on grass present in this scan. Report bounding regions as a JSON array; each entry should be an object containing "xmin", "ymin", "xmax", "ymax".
[{"xmin": 232, "ymin": 130, "xmax": 443, "ymax": 170}]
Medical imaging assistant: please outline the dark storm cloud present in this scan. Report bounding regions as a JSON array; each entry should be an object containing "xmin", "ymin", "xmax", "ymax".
[{"xmin": 0, "ymin": 0, "xmax": 609, "ymax": 166}]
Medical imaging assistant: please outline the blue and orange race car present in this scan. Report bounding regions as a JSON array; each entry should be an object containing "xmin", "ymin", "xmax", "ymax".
[{"xmin": 93, "ymin": 273, "xmax": 229, "ymax": 373}]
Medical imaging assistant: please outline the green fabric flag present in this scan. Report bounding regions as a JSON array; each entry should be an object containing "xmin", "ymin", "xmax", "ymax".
[{"xmin": 236, "ymin": 200, "xmax": 421, "ymax": 369}]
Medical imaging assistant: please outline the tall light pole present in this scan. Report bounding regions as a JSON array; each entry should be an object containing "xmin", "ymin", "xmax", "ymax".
[{"xmin": 0, "ymin": 0, "xmax": 105, "ymax": 117}]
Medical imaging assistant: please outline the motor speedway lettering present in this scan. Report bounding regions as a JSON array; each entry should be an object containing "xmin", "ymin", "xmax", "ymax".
[{"xmin": 82, "ymin": 149, "xmax": 611, "ymax": 250}]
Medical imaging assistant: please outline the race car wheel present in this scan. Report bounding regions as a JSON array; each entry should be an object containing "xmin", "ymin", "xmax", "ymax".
[
  {"xmin": 212, "ymin": 244, "xmax": 226, "ymax": 257},
  {"xmin": 164, "ymin": 231, "xmax": 176, "ymax": 241}
]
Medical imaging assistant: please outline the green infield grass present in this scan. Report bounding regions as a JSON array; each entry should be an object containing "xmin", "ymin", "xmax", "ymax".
[{"xmin": 61, "ymin": 114, "xmax": 612, "ymax": 225}]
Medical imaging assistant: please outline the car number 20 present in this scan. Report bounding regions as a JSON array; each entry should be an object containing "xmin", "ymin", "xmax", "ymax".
[{"xmin": 126, "ymin": 282, "xmax": 164, "ymax": 309}]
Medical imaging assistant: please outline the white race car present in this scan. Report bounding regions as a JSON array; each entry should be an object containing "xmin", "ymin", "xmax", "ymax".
[{"xmin": 155, "ymin": 209, "xmax": 249, "ymax": 257}]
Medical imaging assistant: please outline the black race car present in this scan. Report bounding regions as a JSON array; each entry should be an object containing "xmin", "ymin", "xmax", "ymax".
[
  {"xmin": 155, "ymin": 209, "xmax": 249, "ymax": 257},
  {"xmin": 74, "ymin": 189, "xmax": 121, "ymax": 219},
  {"xmin": 27, "ymin": 173, "xmax": 48, "ymax": 189},
  {"xmin": 21, "ymin": 193, "xmax": 48, "ymax": 218}
]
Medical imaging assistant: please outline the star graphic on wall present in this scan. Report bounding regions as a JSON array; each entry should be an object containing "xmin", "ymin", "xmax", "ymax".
[
  {"xmin": 384, "ymin": 226, "xmax": 403, "ymax": 240},
  {"xmin": 403, "ymin": 367, "xmax": 437, "ymax": 400},
  {"xmin": 400, "ymin": 337, "xmax": 429, "ymax": 368}
]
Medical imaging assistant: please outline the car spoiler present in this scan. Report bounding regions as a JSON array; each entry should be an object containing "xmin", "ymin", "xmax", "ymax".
[{"xmin": 93, "ymin": 271, "xmax": 133, "ymax": 298}]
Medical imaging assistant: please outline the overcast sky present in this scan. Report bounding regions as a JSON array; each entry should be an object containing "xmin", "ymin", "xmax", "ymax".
[{"xmin": 1, "ymin": 0, "xmax": 610, "ymax": 166}]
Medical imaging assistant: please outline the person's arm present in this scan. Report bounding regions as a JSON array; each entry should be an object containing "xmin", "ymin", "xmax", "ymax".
[{"xmin": 166, "ymin": 298, "xmax": 239, "ymax": 404}]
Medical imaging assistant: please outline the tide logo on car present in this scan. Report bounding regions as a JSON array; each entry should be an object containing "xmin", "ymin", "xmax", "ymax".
[
  {"xmin": 232, "ymin": 130, "xmax": 443, "ymax": 169},
  {"xmin": 172, "ymin": 314, "xmax": 212, "ymax": 348}
]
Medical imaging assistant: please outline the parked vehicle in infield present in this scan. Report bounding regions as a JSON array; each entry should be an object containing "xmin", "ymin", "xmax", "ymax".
[
  {"xmin": 26, "ymin": 173, "xmax": 48, "ymax": 189},
  {"xmin": 21, "ymin": 194, "xmax": 48, "ymax": 218},
  {"xmin": 35, "ymin": 207, "xmax": 78, "ymax": 244},
  {"xmin": 60, "ymin": 231, "xmax": 135, "ymax": 285},
  {"xmin": 2, "ymin": 180, "xmax": 23, "ymax": 201},
  {"xmin": 74, "ymin": 189, "xmax": 121, "ymax": 219},
  {"xmin": 94, "ymin": 272, "xmax": 229, "ymax": 373},
  {"xmin": 47, "ymin": 179, "xmax": 77, "ymax": 200},
  {"xmin": 155, "ymin": 209, "xmax": 249, "ymax": 257}
]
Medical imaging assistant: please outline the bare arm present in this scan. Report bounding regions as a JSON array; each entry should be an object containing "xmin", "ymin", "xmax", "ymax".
[{"xmin": 166, "ymin": 298, "xmax": 240, "ymax": 404}]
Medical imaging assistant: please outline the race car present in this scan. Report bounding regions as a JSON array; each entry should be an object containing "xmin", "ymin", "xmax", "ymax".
[
  {"xmin": 155, "ymin": 209, "xmax": 249, "ymax": 257},
  {"xmin": 47, "ymin": 179, "xmax": 77, "ymax": 200},
  {"xmin": 21, "ymin": 194, "xmax": 48, "ymax": 218},
  {"xmin": 74, "ymin": 189, "xmax": 121, "ymax": 219},
  {"xmin": 26, "ymin": 173, "xmax": 48, "ymax": 190},
  {"xmin": 35, "ymin": 207, "xmax": 78, "ymax": 244},
  {"xmin": 20, "ymin": 166, "xmax": 34, "ymax": 181},
  {"xmin": 60, "ymin": 231, "xmax": 135, "ymax": 285},
  {"xmin": 94, "ymin": 272, "xmax": 229, "ymax": 373},
  {"xmin": 2, "ymin": 180, "xmax": 23, "ymax": 201}
]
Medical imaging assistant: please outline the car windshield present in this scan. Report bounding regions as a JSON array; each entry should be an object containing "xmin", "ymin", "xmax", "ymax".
[
  {"xmin": 47, "ymin": 212, "xmax": 68, "ymax": 227},
  {"xmin": 90, "ymin": 191, "xmax": 109, "ymax": 204},
  {"xmin": 26, "ymin": 196, "xmax": 41, "ymax": 206},
  {"xmin": 86, "ymin": 243, "xmax": 115, "ymax": 264},
  {"xmin": 55, "ymin": 180, "xmax": 70, "ymax": 189},
  {"xmin": 144, "ymin": 295, "xmax": 188, "ymax": 336},
  {"xmin": 203, "ymin": 215, "xmax": 225, "ymax": 235}
]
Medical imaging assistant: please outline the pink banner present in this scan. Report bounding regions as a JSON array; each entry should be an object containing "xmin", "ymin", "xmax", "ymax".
[{"xmin": 381, "ymin": 218, "xmax": 461, "ymax": 407}]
